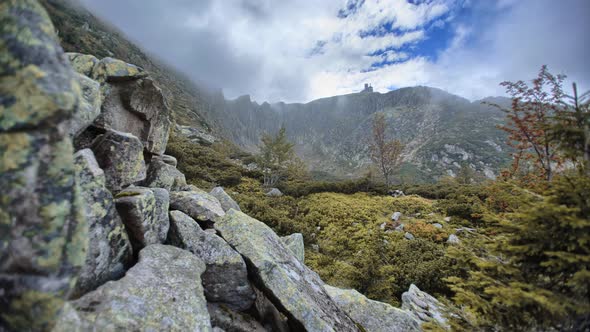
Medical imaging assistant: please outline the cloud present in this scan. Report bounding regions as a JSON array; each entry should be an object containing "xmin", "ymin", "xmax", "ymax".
[{"xmin": 79, "ymin": 0, "xmax": 589, "ymax": 103}]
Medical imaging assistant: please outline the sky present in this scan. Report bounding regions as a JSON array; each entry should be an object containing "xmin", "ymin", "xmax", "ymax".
[{"xmin": 79, "ymin": 0, "xmax": 590, "ymax": 103}]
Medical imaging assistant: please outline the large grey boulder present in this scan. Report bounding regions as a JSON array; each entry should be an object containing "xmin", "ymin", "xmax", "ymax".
[
  {"xmin": 168, "ymin": 211, "xmax": 255, "ymax": 311},
  {"xmin": 55, "ymin": 245, "xmax": 212, "ymax": 331},
  {"xmin": 325, "ymin": 285, "xmax": 420, "ymax": 332},
  {"xmin": 71, "ymin": 149, "xmax": 132, "ymax": 298},
  {"xmin": 68, "ymin": 73, "xmax": 101, "ymax": 137},
  {"xmin": 215, "ymin": 210, "xmax": 360, "ymax": 332},
  {"xmin": 281, "ymin": 233, "xmax": 305, "ymax": 262},
  {"xmin": 265, "ymin": 188, "xmax": 283, "ymax": 197},
  {"xmin": 144, "ymin": 157, "xmax": 187, "ymax": 191},
  {"xmin": 90, "ymin": 129, "xmax": 146, "ymax": 191},
  {"xmin": 170, "ymin": 190, "xmax": 225, "ymax": 227},
  {"xmin": 0, "ymin": 2, "xmax": 88, "ymax": 330},
  {"xmin": 208, "ymin": 303, "xmax": 266, "ymax": 332},
  {"xmin": 210, "ymin": 186, "xmax": 241, "ymax": 212},
  {"xmin": 115, "ymin": 187, "xmax": 169, "ymax": 251},
  {"xmin": 96, "ymin": 76, "xmax": 170, "ymax": 155},
  {"xmin": 402, "ymin": 284, "xmax": 449, "ymax": 329}
]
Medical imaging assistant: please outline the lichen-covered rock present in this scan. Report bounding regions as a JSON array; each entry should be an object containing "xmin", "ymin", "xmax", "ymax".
[
  {"xmin": 91, "ymin": 129, "xmax": 146, "ymax": 191},
  {"xmin": 67, "ymin": 52, "xmax": 99, "ymax": 78},
  {"xmin": 168, "ymin": 210, "xmax": 255, "ymax": 311},
  {"xmin": 210, "ymin": 186, "xmax": 241, "ymax": 212},
  {"xmin": 0, "ymin": 1, "xmax": 80, "ymax": 132},
  {"xmin": 152, "ymin": 186, "xmax": 171, "ymax": 239},
  {"xmin": 96, "ymin": 77, "xmax": 170, "ymax": 155},
  {"xmin": 208, "ymin": 303, "xmax": 266, "ymax": 332},
  {"xmin": 161, "ymin": 154, "xmax": 177, "ymax": 167},
  {"xmin": 71, "ymin": 149, "xmax": 132, "ymax": 298},
  {"xmin": 68, "ymin": 73, "xmax": 101, "ymax": 137},
  {"xmin": 92, "ymin": 57, "xmax": 147, "ymax": 83},
  {"xmin": 115, "ymin": 187, "xmax": 168, "ymax": 251},
  {"xmin": 0, "ymin": 1, "xmax": 88, "ymax": 330},
  {"xmin": 402, "ymin": 284, "xmax": 449, "ymax": 329},
  {"xmin": 144, "ymin": 157, "xmax": 186, "ymax": 191},
  {"xmin": 281, "ymin": 233, "xmax": 305, "ymax": 262},
  {"xmin": 56, "ymin": 245, "xmax": 212, "ymax": 331},
  {"xmin": 325, "ymin": 285, "xmax": 421, "ymax": 332},
  {"xmin": 215, "ymin": 210, "xmax": 360, "ymax": 332},
  {"xmin": 170, "ymin": 190, "xmax": 225, "ymax": 226}
]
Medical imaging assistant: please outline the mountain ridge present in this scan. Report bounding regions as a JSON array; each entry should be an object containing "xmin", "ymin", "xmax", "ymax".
[
  {"xmin": 42, "ymin": 0, "xmax": 512, "ymax": 183},
  {"xmin": 213, "ymin": 86, "xmax": 512, "ymax": 182}
]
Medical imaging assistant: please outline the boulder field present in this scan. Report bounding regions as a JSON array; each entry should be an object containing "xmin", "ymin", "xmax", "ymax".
[{"xmin": 0, "ymin": 1, "xmax": 447, "ymax": 331}]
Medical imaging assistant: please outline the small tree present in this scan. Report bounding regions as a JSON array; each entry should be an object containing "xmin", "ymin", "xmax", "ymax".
[
  {"xmin": 492, "ymin": 66, "xmax": 564, "ymax": 183},
  {"xmin": 369, "ymin": 113, "xmax": 404, "ymax": 187},
  {"xmin": 258, "ymin": 126, "xmax": 295, "ymax": 187},
  {"xmin": 551, "ymin": 82, "xmax": 590, "ymax": 175}
]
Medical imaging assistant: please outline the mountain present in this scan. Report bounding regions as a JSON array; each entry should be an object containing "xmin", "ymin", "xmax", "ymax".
[
  {"xmin": 40, "ymin": 0, "xmax": 221, "ymax": 132},
  {"xmin": 42, "ymin": 0, "xmax": 512, "ymax": 183},
  {"xmin": 214, "ymin": 87, "xmax": 513, "ymax": 182}
]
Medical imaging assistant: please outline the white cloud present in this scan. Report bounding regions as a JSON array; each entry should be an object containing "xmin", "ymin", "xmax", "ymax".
[{"xmin": 80, "ymin": 0, "xmax": 589, "ymax": 103}]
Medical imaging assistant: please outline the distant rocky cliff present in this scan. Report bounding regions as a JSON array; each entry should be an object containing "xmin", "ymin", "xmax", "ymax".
[
  {"xmin": 214, "ymin": 89, "xmax": 512, "ymax": 182},
  {"xmin": 0, "ymin": 1, "xmax": 447, "ymax": 331}
]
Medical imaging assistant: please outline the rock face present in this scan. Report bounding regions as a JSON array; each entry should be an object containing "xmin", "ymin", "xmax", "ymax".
[
  {"xmin": 71, "ymin": 149, "xmax": 132, "ymax": 298},
  {"xmin": 402, "ymin": 284, "xmax": 449, "ymax": 329},
  {"xmin": 210, "ymin": 186, "xmax": 241, "ymax": 212},
  {"xmin": 170, "ymin": 190, "xmax": 226, "ymax": 226},
  {"xmin": 67, "ymin": 52, "xmax": 170, "ymax": 155},
  {"xmin": 325, "ymin": 285, "xmax": 421, "ymax": 332},
  {"xmin": 115, "ymin": 187, "xmax": 169, "ymax": 251},
  {"xmin": 97, "ymin": 77, "xmax": 170, "ymax": 155},
  {"xmin": 215, "ymin": 210, "xmax": 360, "ymax": 331},
  {"xmin": 0, "ymin": 1, "xmax": 88, "ymax": 330},
  {"xmin": 168, "ymin": 210, "xmax": 255, "ymax": 311},
  {"xmin": 91, "ymin": 130, "xmax": 147, "ymax": 191},
  {"xmin": 143, "ymin": 157, "xmax": 187, "ymax": 191},
  {"xmin": 68, "ymin": 73, "xmax": 101, "ymax": 137},
  {"xmin": 56, "ymin": 245, "xmax": 212, "ymax": 331},
  {"xmin": 281, "ymin": 233, "xmax": 305, "ymax": 262}
]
